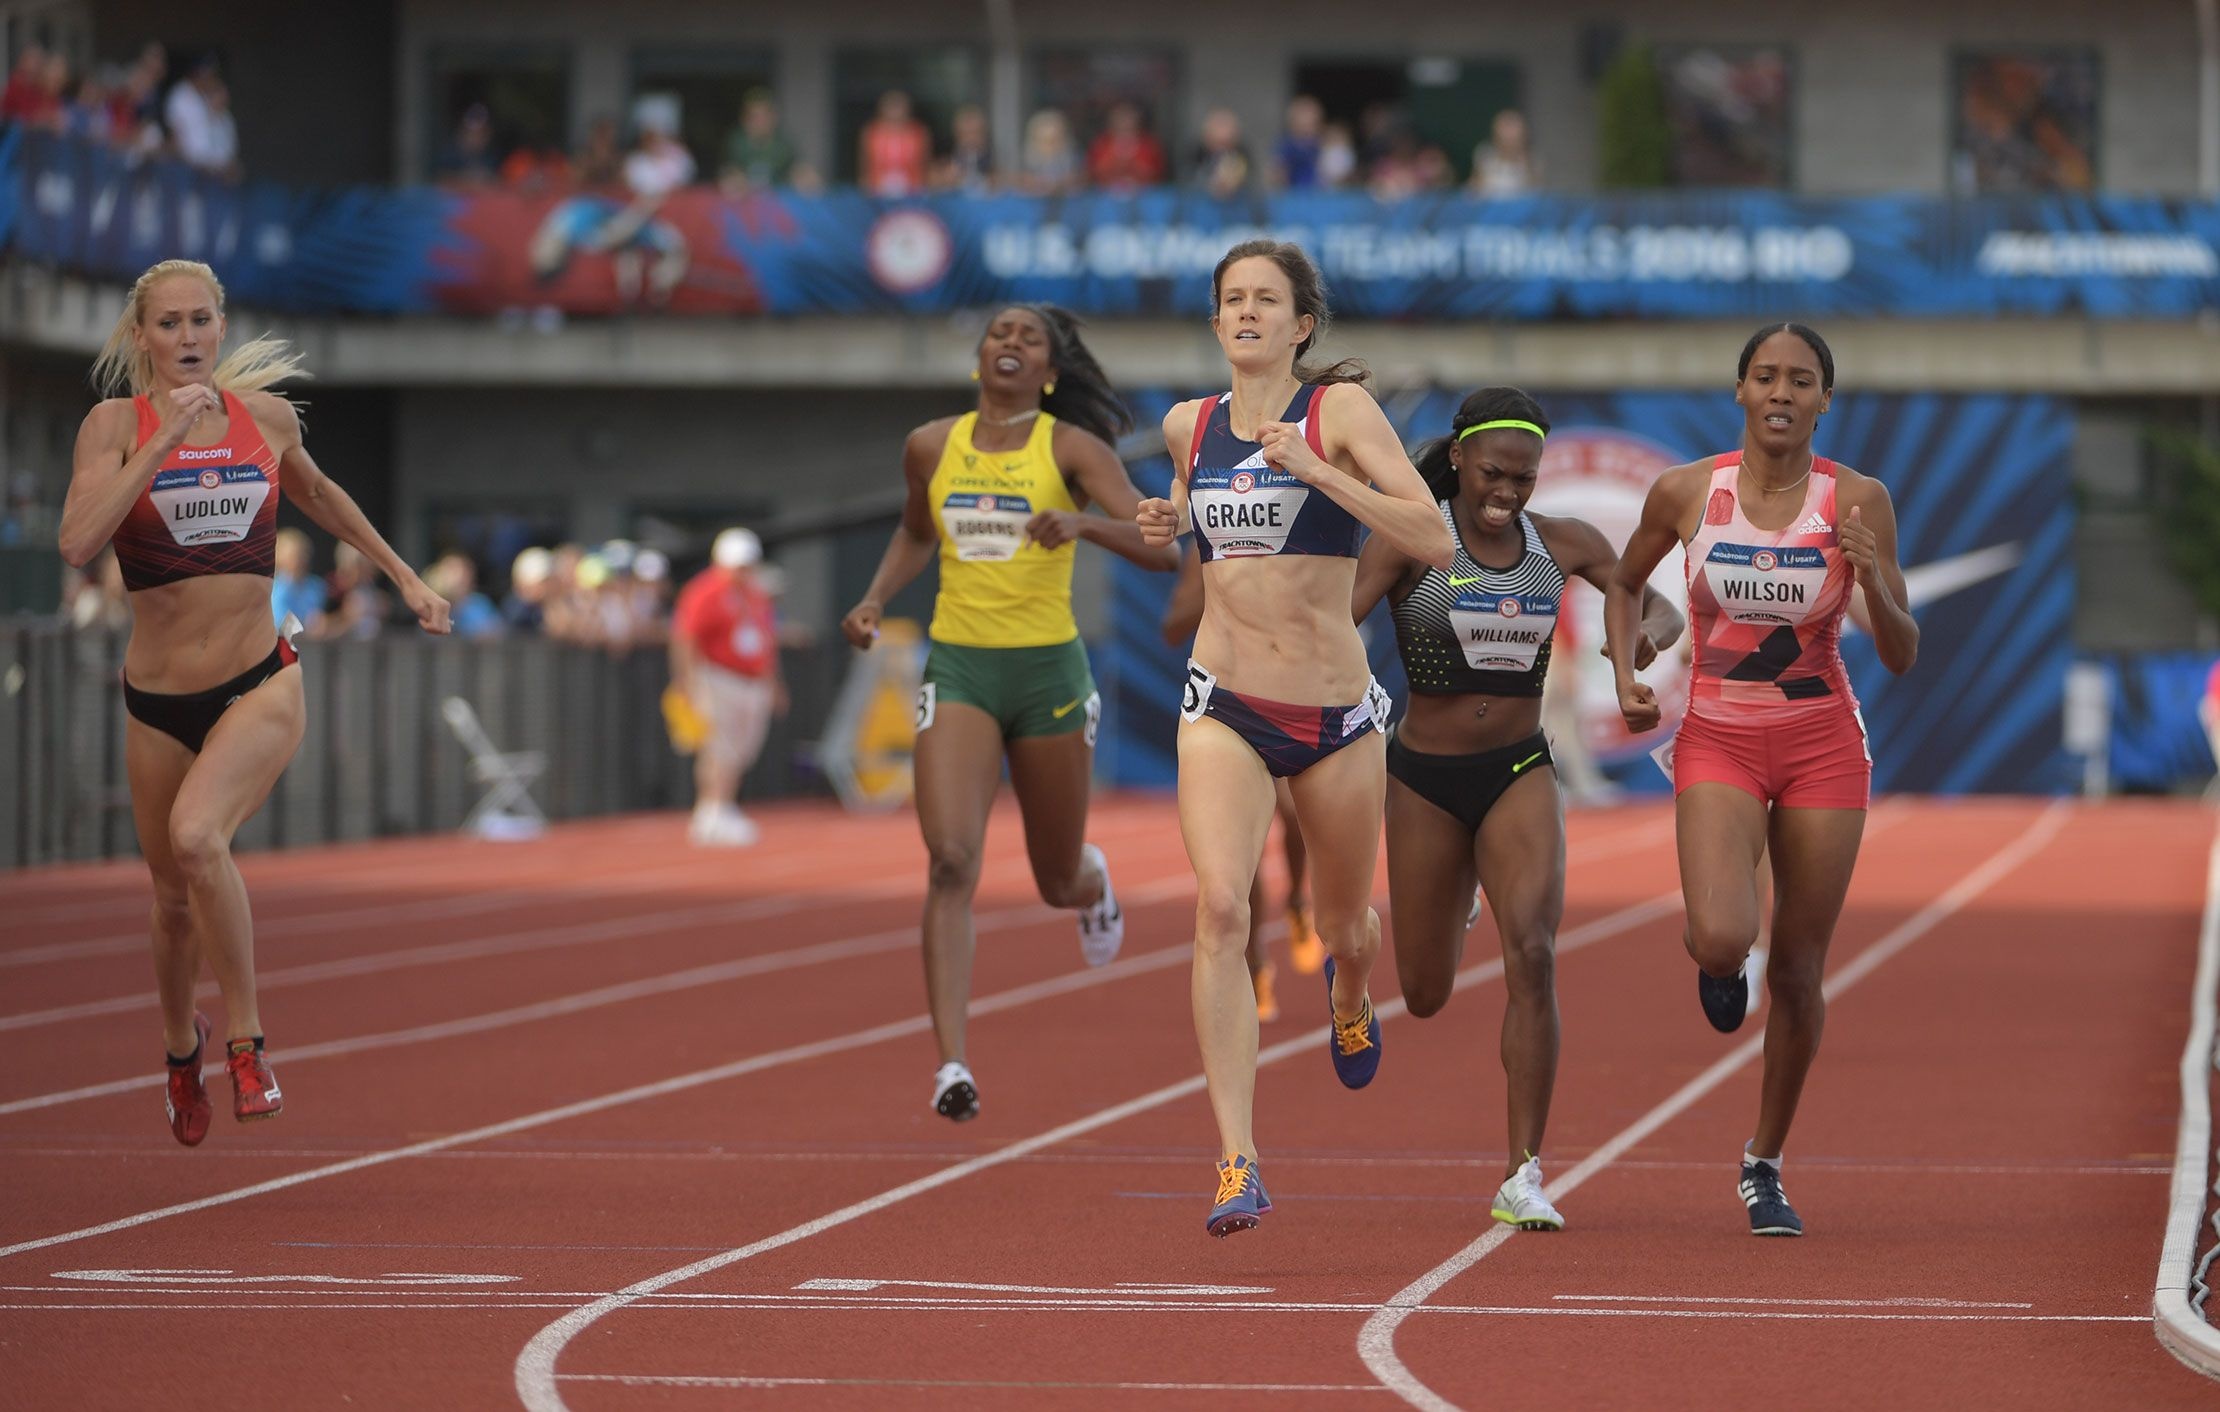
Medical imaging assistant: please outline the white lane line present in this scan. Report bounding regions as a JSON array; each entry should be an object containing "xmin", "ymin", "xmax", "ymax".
[
  {"xmin": 0, "ymin": 874, "xmax": 1193, "ymax": 1117},
  {"xmin": 0, "ymin": 853, "xmax": 784, "ymax": 969},
  {"xmin": 0, "ymin": 908, "xmax": 1225, "ymax": 1261},
  {"xmin": 508, "ymin": 887, "xmax": 1686, "ymax": 1412},
  {"xmin": 791, "ymin": 1277, "xmax": 1273, "ymax": 1296},
  {"xmin": 0, "ymin": 1297, "xmax": 2151, "ymax": 1325},
  {"xmin": 1356, "ymin": 801, "xmax": 2072, "ymax": 1412},
  {"xmin": 1550, "ymin": 1293, "xmax": 2033, "ymax": 1309},
  {"xmin": 561, "ymin": 1374, "xmax": 1389, "ymax": 1393},
  {"xmin": 2154, "ymin": 811, "xmax": 2220, "ymax": 1381},
  {"xmin": 0, "ymin": 811, "xmax": 1170, "ymax": 1032}
]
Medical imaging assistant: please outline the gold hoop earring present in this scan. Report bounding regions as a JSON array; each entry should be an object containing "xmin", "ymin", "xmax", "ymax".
[
  {"xmin": 1043, "ymin": 381, "xmax": 1056, "ymax": 396},
  {"xmin": 970, "ymin": 368, "xmax": 981, "ymax": 382}
]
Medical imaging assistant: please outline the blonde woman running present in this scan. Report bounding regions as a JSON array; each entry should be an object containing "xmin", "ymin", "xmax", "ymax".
[
  {"xmin": 1137, "ymin": 239, "xmax": 1453, "ymax": 1237},
  {"xmin": 58, "ymin": 260, "xmax": 449, "ymax": 1146}
]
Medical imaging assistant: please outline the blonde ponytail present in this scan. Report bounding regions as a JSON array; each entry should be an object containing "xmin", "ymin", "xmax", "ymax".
[{"xmin": 89, "ymin": 259, "xmax": 311, "ymax": 400}]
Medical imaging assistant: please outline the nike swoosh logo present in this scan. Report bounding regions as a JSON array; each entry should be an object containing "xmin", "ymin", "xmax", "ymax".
[
  {"xmin": 1843, "ymin": 541, "xmax": 2023, "ymax": 635},
  {"xmin": 1051, "ymin": 698, "xmax": 1083, "ymax": 718},
  {"xmin": 1448, "ymin": 574, "xmax": 1484, "ymax": 587},
  {"xmin": 1510, "ymin": 751, "xmax": 1545, "ymax": 774}
]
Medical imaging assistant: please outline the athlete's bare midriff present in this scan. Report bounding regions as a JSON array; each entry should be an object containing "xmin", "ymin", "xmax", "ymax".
[
  {"xmin": 1193, "ymin": 554, "xmax": 1369, "ymax": 705},
  {"xmin": 122, "ymin": 574, "xmax": 281, "ymax": 692}
]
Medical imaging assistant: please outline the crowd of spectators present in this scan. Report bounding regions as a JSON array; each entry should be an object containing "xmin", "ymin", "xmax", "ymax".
[
  {"xmin": 2, "ymin": 40, "xmax": 240, "ymax": 179},
  {"xmin": 435, "ymin": 87, "xmax": 1540, "ymax": 203},
  {"xmin": 53, "ymin": 533, "xmax": 797, "ymax": 654}
]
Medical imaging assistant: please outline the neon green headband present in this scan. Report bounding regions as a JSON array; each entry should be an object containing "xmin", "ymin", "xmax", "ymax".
[{"xmin": 1457, "ymin": 419, "xmax": 1547, "ymax": 442}]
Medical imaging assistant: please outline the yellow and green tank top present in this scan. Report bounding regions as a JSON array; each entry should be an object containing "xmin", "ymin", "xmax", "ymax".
[{"xmin": 927, "ymin": 411, "xmax": 1078, "ymax": 648}]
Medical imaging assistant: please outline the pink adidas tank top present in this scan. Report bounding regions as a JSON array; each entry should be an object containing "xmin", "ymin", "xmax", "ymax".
[{"xmin": 1684, "ymin": 451, "xmax": 1856, "ymax": 722}]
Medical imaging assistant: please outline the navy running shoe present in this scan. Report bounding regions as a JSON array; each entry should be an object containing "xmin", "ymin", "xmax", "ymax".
[
  {"xmin": 1697, "ymin": 964, "xmax": 1749, "ymax": 1034},
  {"xmin": 1739, "ymin": 1160, "xmax": 1803, "ymax": 1236},
  {"xmin": 1206, "ymin": 1154, "xmax": 1271, "ymax": 1237},
  {"xmin": 1322, "ymin": 956, "xmax": 1382, "ymax": 1089}
]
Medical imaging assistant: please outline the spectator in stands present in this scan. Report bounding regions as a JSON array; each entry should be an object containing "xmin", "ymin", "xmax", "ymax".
[
  {"xmin": 500, "ymin": 140, "xmax": 573, "ymax": 195},
  {"xmin": 624, "ymin": 110, "xmax": 696, "ymax": 197},
  {"xmin": 1018, "ymin": 107, "xmax": 1082, "ymax": 195},
  {"xmin": 1273, "ymin": 94, "xmax": 1325, "ymax": 190},
  {"xmin": 720, "ymin": 89, "xmax": 815, "ymax": 194},
  {"xmin": 575, "ymin": 115, "xmax": 624, "ymax": 187},
  {"xmin": 317, "ymin": 542, "xmax": 389, "ymax": 640},
  {"xmin": 934, "ymin": 103, "xmax": 994, "ymax": 193},
  {"xmin": 503, "ymin": 546, "xmax": 554, "ymax": 632},
  {"xmin": 1, "ymin": 44, "xmax": 57, "ymax": 127},
  {"xmin": 109, "ymin": 48, "xmax": 166, "ymax": 160},
  {"xmin": 630, "ymin": 548, "xmax": 674, "ymax": 640},
  {"xmin": 165, "ymin": 56, "xmax": 239, "ymax": 180},
  {"xmin": 436, "ymin": 103, "xmax": 500, "ymax": 187},
  {"xmin": 859, "ymin": 89, "xmax": 930, "ymax": 197},
  {"xmin": 270, "ymin": 528, "xmax": 327, "ymax": 634},
  {"xmin": 63, "ymin": 66, "xmax": 114, "ymax": 144},
  {"xmin": 1189, "ymin": 107, "xmax": 1253, "ymax": 199},
  {"xmin": 671, "ymin": 527, "xmax": 784, "ymax": 846},
  {"xmin": 1469, "ymin": 108, "xmax": 1539, "ymax": 196},
  {"xmin": 1317, "ymin": 121, "xmax": 1358, "ymax": 189},
  {"xmin": 1087, "ymin": 100, "xmax": 1165, "ymax": 192},
  {"xmin": 426, "ymin": 552, "xmax": 503, "ymax": 639}
]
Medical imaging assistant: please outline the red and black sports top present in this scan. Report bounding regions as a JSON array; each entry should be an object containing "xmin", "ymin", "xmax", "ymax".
[{"xmin": 111, "ymin": 390, "xmax": 281, "ymax": 592}]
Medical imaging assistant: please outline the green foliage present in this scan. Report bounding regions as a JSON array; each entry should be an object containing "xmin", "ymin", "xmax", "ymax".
[
  {"xmin": 1597, "ymin": 42, "xmax": 1672, "ymax": 189},
  {"xmin": 2151, "ymin": 426, "xmax": 2220, "ymax": 624}
]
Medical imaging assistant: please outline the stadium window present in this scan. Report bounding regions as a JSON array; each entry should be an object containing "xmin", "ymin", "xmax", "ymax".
[
  {"xmin": 1031, "ymin": 47, "xmax": 1181, "ymax": 158},
  {"xmin": 630, "ymin": 45, "xmax": 778, "ymax": 182},
  {"xmin": 423, "ymin": 42, "xmax": 571, "ymax": 182},
  {"xmin": 831, "ymin": 45, "xmax": 986, "ymax": 186},
  {"xmin": 1951, "ymin": 48, "xmax": 2098, "ymax": 193},
  {"xmin": 1655, "ymin": 43, "xmax": 1795, "ymax": 188},
  {"xmin": 1292, "ymin": 56, "xmax": 1521, "ymax": 186}
]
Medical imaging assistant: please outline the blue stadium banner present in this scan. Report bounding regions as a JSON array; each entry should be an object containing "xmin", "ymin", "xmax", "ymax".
[
  {"xmin": 1101, "ymin": 390, "xmax": 2077, "ymax": 797},
  {"xmin": 5, "ymin": 132, "xmax": 2216, "ymax": 320}
]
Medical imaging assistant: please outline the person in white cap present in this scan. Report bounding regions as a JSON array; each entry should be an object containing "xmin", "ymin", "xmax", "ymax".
[{"xmin": 671, "ymin": 527, "xmax": 784, "ymax": 845}]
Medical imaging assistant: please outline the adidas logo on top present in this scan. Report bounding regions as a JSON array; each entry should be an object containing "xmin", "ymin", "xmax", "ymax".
[{"xmin": 1795, "ymin": 512, "xmax": 1833, "ymax": 536}]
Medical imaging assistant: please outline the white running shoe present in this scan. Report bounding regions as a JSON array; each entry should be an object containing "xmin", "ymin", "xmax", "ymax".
[
  {"xmin": 932, "ymin": 1061, "xmax": 979, "ymax": 1122},
  {"xmin": 1744, "ymin": 946, "xmax": 1768, "ymax": 1019},
  {"xmin": 1490, "ymin": 1155, "xmax": 1565, "ymax": 1231},
  {"xmin": 1076, "ymin": 843, "xmax": 1123, "ymax": 967},
  {"xmin": 1467, "ymin": 885, "xmax": 1484, "ymax": 929}
]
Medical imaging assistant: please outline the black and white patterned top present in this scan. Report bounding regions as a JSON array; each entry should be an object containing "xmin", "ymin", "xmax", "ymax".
[{"xmin": 1390, "ymin": 500, "xmax": 1567, "ymax": 698}]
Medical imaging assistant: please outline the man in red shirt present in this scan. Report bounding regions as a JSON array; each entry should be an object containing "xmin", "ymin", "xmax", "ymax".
[{"xmin": 671, "ymin": 528, "xmax": 784, "ymax": 845}]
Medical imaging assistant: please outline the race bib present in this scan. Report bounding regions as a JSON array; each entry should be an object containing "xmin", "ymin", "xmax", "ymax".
[
  {"xmin": 1702, "ymin": 543, "xmax": 1829, "ymax": 628},
  {"xmin": 915, "ymin": 681, "xmax": 937, "ymax": 732},
  {"xmin": 1192, "ymin": 466, "xmax": 1308, "ymax": 558},
  {"xmin": 150, "ymin": 464, "xmax": 270, "ymax": 547},
  {"xmin": 1448, "ymin": 590, "xmax": 1558, "ymax": 672},
  {"xmin": 1180, "ymin": 661, "xmax": 1217, "ymax": 723},
  {"xmin": 938, "ymin": 492, "xmax": 1032, "ymax": 561}
]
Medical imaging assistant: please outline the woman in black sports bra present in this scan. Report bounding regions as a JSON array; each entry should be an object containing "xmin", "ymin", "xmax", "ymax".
[
  {"xmin": 1353, "ymin": 386, "xmax": 1682, "ymax": 1232},
  {"xmin": 58, "ymin": 258, "xmax": 448, "ymax": 1147}
]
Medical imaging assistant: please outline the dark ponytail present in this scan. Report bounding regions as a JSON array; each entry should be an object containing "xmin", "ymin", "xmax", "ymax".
[
  {"xmin": 1209, "ymin": 239, "xmax": 1370, "ymax": 388},
  {"xmin": 1417, "ymin": 386, "xmax": 1551, "ymax": 501},
  {"xmin": 987, "ymin": 303, "xmax": 1133, "ymax": 445}
]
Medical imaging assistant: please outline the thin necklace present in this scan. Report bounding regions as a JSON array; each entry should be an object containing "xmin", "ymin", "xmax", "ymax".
[
  {"xmin": 980, "ymin": 407, "xmax": 1039, "ymax": 427},
  {"xmin": 1746, "ymin": 457, "xmax": 1812, "ymax": 495}
]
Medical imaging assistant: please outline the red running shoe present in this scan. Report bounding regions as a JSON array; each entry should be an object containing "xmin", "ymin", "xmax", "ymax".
[
  {"xmin": 226, "ymin": 1038, "xmax": 283, "ymax": 1121},
  {"xmin": 165, "ymin": 1012, "xmax": 213, "ymax": 1147}
]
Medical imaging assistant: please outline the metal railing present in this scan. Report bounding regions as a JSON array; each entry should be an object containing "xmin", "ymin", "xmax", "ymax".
[{"xmin": 0, "ymin": 622, "xmax": 841, "ymax": 869}]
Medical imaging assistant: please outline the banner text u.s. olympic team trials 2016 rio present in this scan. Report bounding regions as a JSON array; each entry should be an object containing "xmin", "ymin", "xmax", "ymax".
[{"xmin": 5, "ymin": 132, "xmax": 2216, "ymax": 321}]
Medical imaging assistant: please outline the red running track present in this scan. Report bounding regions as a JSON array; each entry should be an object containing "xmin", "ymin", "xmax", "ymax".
[{"xmin": 0, "ymin": 794, "xmax": 2214, "ymax": 1410}]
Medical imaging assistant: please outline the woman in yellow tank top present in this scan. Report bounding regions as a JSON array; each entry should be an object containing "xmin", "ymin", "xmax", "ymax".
[{"xmin": 841, "ymin": 304, "xmax": 1177, "ymax": 1122}]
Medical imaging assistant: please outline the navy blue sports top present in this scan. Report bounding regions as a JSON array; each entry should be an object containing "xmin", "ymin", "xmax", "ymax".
[{"xmin": 1185, "ymin": 385, "xmax": 1362, "ymax": 563}]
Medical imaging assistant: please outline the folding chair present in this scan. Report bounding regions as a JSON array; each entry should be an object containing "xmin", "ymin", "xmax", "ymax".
[{"xmin": 439, "ymin": 696, "xmax": 549, "ymax": 840}]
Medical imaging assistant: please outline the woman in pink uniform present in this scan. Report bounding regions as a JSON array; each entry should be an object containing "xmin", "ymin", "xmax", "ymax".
[
  {"xmin": 59, "ymin": 259, "xmax": 448, "ymax": 1146},
  {"xmin": 1604, "ymin": 323, "xmax": 1917, "ymax": 1237}
]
